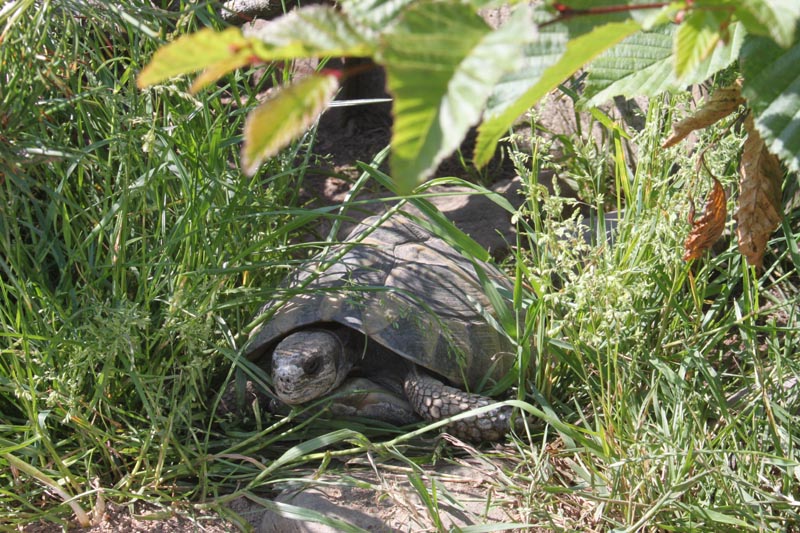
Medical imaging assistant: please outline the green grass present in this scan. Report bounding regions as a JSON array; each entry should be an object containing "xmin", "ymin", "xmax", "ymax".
[
  {"xmin": 504, "ymin": 95, "xmax": 800, "ymax": 531},
  {"xmin": 2, "ymin": 2, "xmax": 800, "ymax": 531},
  {"xmin": 0, "ymin": 1, "xmax": 314, "ymax": 527}
]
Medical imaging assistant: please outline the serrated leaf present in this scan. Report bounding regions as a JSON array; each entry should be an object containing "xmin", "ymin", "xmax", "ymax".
[
  {"xmin": 191, "ymin": 58, "xmax": 250, "ymax": 94},
  {"xmin": 740, "ymin": 33, "xmax": 800, "ymax": 174},
  {"xmin": 137, "ymin": 27, "xmax": 257, "ymax": 90},
  {"xmin": 735, "ymin": 114, "xmax": 784, "ymax": 269},
  {"xmin": 673, "ymin": 9, "xmax": 727, "ymax": 79},
  {"xmin": 663, "ymin": 81, "xmax": 745, "ymax": 148},
  {"xmin": 241, "ymin": 73, "xmax": 339, "ymax": 175},
  {"xmin": 379, "ymin": 3, "xmax": 531, "ymax": 193},
  {"xmin": 683, "ymin": 177, "xmax": 727, "ymax": 261},
  {"xmin": 544, "ymin": 0, "xmax": 640, "ymax": 37},
  {"xmin": 339, "ymin": 0, "xmax": 415, "ymax": 34},
  {"xmin": 480, "ymin": 4, "xmax": 633, "ymax": 145},
  {"xmin": 474, "ymin": 19, "xmax": 640, "ymax": 168},
  {"xmin": 243, "ymin": 5, "xmax": 374, "ymax": 59},
  {"xmin": 483, "ymin": 15, "xmax": 569, "ymax": 120},
  {"xmin": 583, "ymin": 23, "xmax": 744, "ymax": 106},
  {"xmin": 733, "ymin": 0, "xmax": 800, "ymax": 48}
]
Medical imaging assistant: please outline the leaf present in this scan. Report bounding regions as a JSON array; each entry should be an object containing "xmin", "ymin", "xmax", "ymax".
[
  {"xmin": 673, "ymin": 9, "xmax": 728, "ymax": 79},
  {"xmin": 339, "ymin": 0, "xmax": 415, "ymax": 34},
  {"xmin": 242, "ymin": 5, "xmax": 373, "ymax": 60},
  {"xmin": 583, "ymin": 23, "xmax": 744, "ymax": 106},
  {"xmin": 482, "ymin": 13, "xmax": 569, "ymax": 122},
  {"xmin": 543, "ymin": 0, "xmax": 641, "ymax": 37},
  {"xmin": 662, "ymin": 81, "xmax": 745, "ymax": 148},
  {"xmin": 191, "ymin": 58, "xmax": 251, "ymax": 94},
  {"xmin": 5, "ymin": 454, "xmax": 91, "ymax": 527},
  {"xmin": 683, "ymin": 505, "xmax": 754, "ymax": 528},
  {"xmin": 137, "ymin": 27, "xmax": 257, "ymax": 90},
  {"xmin": 740, "ymin": 32, "xmax": 800, "ymax": 174},
  {"xmin": 733, "ymin": 0, "xmax": 800, "ymax": 48},
  {"xmin": 379, "ymin": 3, "xmax": 532, "ymax": 193},
  {"xmin": 474, "ymin": 19, "xmax": 641, "ymax": 168},
  {"xmin": 735, "ymin": 114, "xmax": 784, "ymax": 269},
  {"xmin": 241, "ymin": 73, "xmax": 339, "ymax": 175},
  {"xmin": 683, "ymin": 177, "xmax": 727, "ymax": 261}
]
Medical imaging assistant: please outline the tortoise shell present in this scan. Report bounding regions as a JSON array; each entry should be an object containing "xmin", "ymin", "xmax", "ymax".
[{"xmin": 245, "ymin": 215, "xmax": 516, "ymax": 392}]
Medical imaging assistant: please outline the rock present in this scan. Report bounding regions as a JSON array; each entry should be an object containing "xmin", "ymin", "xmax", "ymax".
[
  {"xmin": 227, "ymin": 460, "xmax": 520, "ymax": 532},
  {"xmin": 405, "ymin": 178, "xmax": 524, "ymax": 257},
  {"xmin": 219, "ymin": 0, "xmax": 324, "ymax": 24},
  {"xmin": 244, "ymin": 486, "xmax": 394, "ymax": 532},
  {"xmin": 299, "ymin": 176, "xmax": 525, "ymax": 258}
]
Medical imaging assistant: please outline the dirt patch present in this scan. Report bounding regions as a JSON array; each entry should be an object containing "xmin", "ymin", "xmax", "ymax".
[
  {"xmin": 227, "ymin": 443, "xmax": 525, "ymax": 532},
  {"xmin": 20, "ymin": 501, "xmax": 235, "ymax": 533}
]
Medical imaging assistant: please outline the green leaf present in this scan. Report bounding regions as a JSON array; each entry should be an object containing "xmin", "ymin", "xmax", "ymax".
[
  {"xmin": 683, "ymin": 505, "xmax": 754, "ymax": 527},
  {"xmin": 731, "ymin": 0, "xmax": 800, "ymax": 48},
  {"xmin": 379, "ymin": 3, "xmax": 531, "ymax": 193},
  {"xmin": 137, "ymin": 27, "xmax": 257, "ymax": 90},
  {"xmin": 5, "ymin": 454, "xmax": 91, "ymax": 527},
  {"xmin": 544, "ymin": 0, "xmax": 643, "ymax": 36},
  {"xmin": 474, "ymin": 19, "xmax": 640, "ymax": 168},
  {"xmin": 339, "ymin": 0, "xmax": 416, "ymax": 34},
  {"xmin": 583, "ymin": 23, "xmax": 744, "ymax": 106},
  {"xmin": 243, "ymin": 5, "xmax": 374, "ymax": 60},
  {"xmin": 673, "ymin": 9, "xmax": 728, "ymax": 79},
  {"xmin": 267, "ymin": 429, "xmax": 365, "ymax": 471},
  {"xmin": 483, "ymin": 17, "xmax": 570, "ymax": 120},
  {"xmin": 741, "ymin": 33, "xmax": 800, "ymax": 173},
  {"xmin": 241, "ymin": 73, "xmax": 339, "ymax": 175}
]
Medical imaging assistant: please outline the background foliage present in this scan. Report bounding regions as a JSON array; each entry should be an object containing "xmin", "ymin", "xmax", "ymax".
[
  {"xmin": 140, "ymin": 0, "xmax": 800, "ymax": 267},
  {"xmin": 140, "ymin": 0, "xmax": 800, "ymax": 184}
]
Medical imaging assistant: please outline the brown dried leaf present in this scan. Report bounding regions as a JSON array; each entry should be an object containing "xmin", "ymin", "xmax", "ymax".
[
  {"xmin": 663, "ymin": 81, "xmax": 745, "ymax": 148},
  {"xmin": 734, "ymin": 114, "xmax": 784, "ymax": 269},
  {"xmin": 683, "ymin": 177, "xmax": 727, "ymax": 261}
]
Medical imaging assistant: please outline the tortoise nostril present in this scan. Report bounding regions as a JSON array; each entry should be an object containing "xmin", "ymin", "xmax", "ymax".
[{"xmin": 302, "ymin": 356, "xmax": 322, "ymax": 376}]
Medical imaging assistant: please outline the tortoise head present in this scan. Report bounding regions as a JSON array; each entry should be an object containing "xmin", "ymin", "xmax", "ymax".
[{"xmin": 271, "ymin": 328, "xmax": 355, "ymax": 405}]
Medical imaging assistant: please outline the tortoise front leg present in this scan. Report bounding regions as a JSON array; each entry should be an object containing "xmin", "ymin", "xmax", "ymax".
[{"xmin": 403, "ymin": 368, "xmax": 519, "ymax": 442}]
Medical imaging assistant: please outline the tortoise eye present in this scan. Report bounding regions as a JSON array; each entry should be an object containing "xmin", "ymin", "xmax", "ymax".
[{"xmin": 303, "ymin": 357, "xmax": 321, "ymax": 376}]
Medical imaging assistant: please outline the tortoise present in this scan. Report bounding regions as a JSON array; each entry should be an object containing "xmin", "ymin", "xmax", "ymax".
[{"xmin": 241, "ymin": 215, "xmax": 522, "ymax": 441}]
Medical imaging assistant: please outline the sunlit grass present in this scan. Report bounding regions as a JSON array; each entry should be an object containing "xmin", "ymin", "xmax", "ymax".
[
  {"xmin": 0, "ymin": 1, "xmax": 313, "ymax": 527},
  {"xmin": 502, "ymin": 95, "xmax": 800, "ymax": 530}
]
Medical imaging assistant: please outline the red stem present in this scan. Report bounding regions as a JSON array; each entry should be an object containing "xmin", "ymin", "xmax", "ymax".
[{"xmin": 545, "ymin": 2, "xmax": 671, "ymax": 26}]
